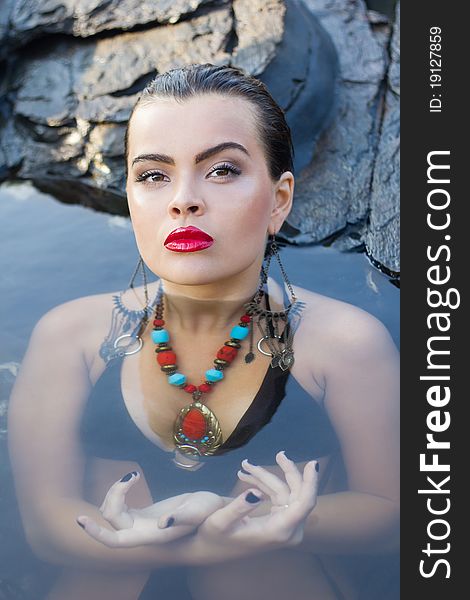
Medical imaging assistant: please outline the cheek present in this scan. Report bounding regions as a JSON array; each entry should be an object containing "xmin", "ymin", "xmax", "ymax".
[
  {"xmin": 222, "ymin": 181, "xmax": 272, "ymax": 240},
  {"xmin": 127, "ymin": 195, "xmax": 161, "ymax": 255}
]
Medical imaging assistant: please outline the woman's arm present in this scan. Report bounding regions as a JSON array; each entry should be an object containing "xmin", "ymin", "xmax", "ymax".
[
  {"xmin": 296, "ymin": 306, "xmax": 400, "ymax": 554},
  {"xmin": 300, "ymin": 491, "xmax": 399, "ymax": 554},
  {"xmin": 7, "ymin": 299, "xmax": 194, "ymax": 571},
  {"xmin": 233, "ymin": 305, "xmax": 400, "ymax": 556}
]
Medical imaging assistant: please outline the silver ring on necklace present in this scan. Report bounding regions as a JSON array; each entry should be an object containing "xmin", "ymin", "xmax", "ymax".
[
  {"xmin": 113, "ymin": 334, "xmax": 143, "ymax": 356},
  {"xmin": 257, "ymin": 335, "xmax": 282, "ymax": 356}
]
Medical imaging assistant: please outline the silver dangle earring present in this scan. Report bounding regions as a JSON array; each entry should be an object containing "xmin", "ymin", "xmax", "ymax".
[
  {"xmin": 99, "ymin": 256, "xmax": 161, "ymax": 363},
  {"xmin": 243, "ymin": 235, "xmax": 305, "ymax": 371}
]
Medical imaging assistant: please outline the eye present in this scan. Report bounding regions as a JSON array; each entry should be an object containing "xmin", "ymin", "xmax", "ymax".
[
  {"xmin": 207, "ymin": 163, "xmax": 242, "ymax": 180},
  {"xmin": 134, "ymin": 163, "xmax": 241, "ymax": 184},
  {"xmin": 134, "ymin": 170, "xmax": 168, "ymax": 184}
]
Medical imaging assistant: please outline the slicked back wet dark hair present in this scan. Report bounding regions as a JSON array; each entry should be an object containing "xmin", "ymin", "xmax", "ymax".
[{"xmin": 124, "ymin": 63, "xmax": 294, "ymax": 181}]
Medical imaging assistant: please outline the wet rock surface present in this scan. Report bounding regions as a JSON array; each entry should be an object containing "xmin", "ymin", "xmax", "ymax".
[
  {"xmin": 364, "ymin": 1, "xmax": 399, "ymax": 273},
  {"xmin": 286, "ymin": 0, "xmax": 399, "ymax": 275},
  {"xmin": 5, "ymin": 0, "xmax": 214, "ymax": 46},
  {"xmin": 0, "ymin": 0, "xmax": 400, "ymax": 274}
]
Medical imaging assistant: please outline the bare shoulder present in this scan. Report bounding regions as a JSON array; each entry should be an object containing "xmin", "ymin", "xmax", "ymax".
[
  {"xmin": 296, "ymin": 285, "xmax": 391, "ymax": 340},
  {"xmin": 293, "ymin": 284, "xmax": 398, "ymax": 374},
  {"xmin": 29, "ymin": 290, "xmax": 119, "ymax": 376},
  {"xmin": 32, "ymin": 291, "xmax": 115, "ymax": 340}
]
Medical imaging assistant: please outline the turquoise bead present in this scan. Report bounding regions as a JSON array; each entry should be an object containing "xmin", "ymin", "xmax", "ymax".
[
  {"xmin": 168, "ymin": 373, "xmax": 187, "ymax": 386},
  {"xmin": 151, "ymin": 329, "xmax": 170, "ymax": 344},
  {"xmin": 230, "ymin": 325, "xmax": 249, "ymax": 340},
  {"xmin": 206, "ymin": 368, "xmax": 224, "ymax": 382}
]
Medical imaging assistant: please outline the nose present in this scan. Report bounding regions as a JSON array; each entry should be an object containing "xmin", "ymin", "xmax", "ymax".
[{"xmin": 167, "ymin": 188, "xmax": 205, "ymax": 219}]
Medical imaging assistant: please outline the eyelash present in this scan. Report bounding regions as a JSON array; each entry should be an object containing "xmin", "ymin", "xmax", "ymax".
[{"xmin": 134, "ymin": 163, "xmax": 242, "ymax": 184}]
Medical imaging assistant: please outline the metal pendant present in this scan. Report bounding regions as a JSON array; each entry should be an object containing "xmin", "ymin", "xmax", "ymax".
[
  {"xmin": 279, "ymin": 348, "xmax": 295, "ymax": 370},
  {"xmin": 257, "ymin": 334, "xmax": 295, "ymax": 370},
  {"xmin": 173, "ymin": 401, "xmax": 223, "ymax": 456},
  {"xmin": 113, "ymin": 333, "xmax": 143, "ymax": 356},
  {"xmin": 172, "ymin": 449, "xmax": 205, "ymax": 471}
]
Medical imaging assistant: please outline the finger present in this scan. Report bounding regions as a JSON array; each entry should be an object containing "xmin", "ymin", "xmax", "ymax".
[
  {"xmin": 265, "ymin": 462, "xmax": 319, "ymax": 540},
  {"xmin": 77, "ymin": 516, "xmax": 193, "ymax": 548},
  {"xmin": 99, "ymin": 471, "xmax": 140, "ymax": 513},
  {"xmin": 76, "ymin": 516, "xmax": 123, "ymax": 548},
  {"xmin": 157, "ymin": 492, "xmax": 224, "ymax": 529},
  {"xmin": 275, "ymin": 451, "xmax": 303, "ymax": 501},
  {"xmin": 298, "ymin": 460, "xmax": 319, "ymax": 511},
  {"xmin": 241, "ymin": 459, "xmax": 290, "ymax": 503},
  {"xmin": 201, "ymin": 489, "xmax": 264, "ymax": 536},
  {"xmin": 99, "ymin": 471, "xmax": 140, "ymax": 530},
  {"xmin": 237, "ymin": 470, "xmax": 276, "ymax": 499}
]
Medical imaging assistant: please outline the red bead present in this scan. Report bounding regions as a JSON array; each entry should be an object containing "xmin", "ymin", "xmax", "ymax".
[
  {"xmin": 156, "ymin": 351, "xmax": 177, "ymax": 366},
  {"xmin": 240, "ymin": 315, "xmax": 251, "ymax": 323},
  {"xmin": 153, "ymin": 319, "xmax": 165, "ymax": 327},
  {"xmin": 216, "ymin": 345, "xmax": 238, "ymax": 362},
  {"xmin": 198, "ymin": 383, "xmax": 213, "ymax": 393},
  {"xmin": 183, "ymin": 384, "xmax": 197, "ymax": 394},
  {"xmin": 182, "ymin": 408, "xmax": 206, "ymax": 439}
]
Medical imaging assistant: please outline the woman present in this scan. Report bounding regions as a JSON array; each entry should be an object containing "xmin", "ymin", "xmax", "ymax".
[{"xmin": 8, "ymin": 64, "xmax": 399, "ymax": 599}]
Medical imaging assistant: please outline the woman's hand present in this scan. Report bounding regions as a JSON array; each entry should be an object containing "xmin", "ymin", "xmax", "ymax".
[
  {"xmin": 76, "ymin": 471, "xmax": 224, "ymax": 548},
  {"xmin": 185, "ymin": 451, "xmax": 319, "ymax": 563}
]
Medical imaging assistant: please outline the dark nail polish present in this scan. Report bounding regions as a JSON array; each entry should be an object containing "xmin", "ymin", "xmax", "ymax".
[
  {"xmin": 165, "ymin": 517, "xmax": 175, "ymax": 528},
  {"xmin": 315, "ymin": 462, "xmax": 320, "ymax": 472},
  {"xmin": 76, "ymin": 520, "xmax": 85, "ymax": 529},
  {"xmin": 245, "ymin": 492, "xmax": 261, "ymax": 503},
  {"xmin": 120, "ymin": 472, "xmax": 133, "ymax": 482},
  {"xmin": 132, "ymin": 471, "xmax": 138, "ymax": 477}
]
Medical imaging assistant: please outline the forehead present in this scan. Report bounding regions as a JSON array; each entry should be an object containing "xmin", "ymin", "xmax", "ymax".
[{"xmin": 128, "ymin": 94, "xmax": 262, "ymax": 157}]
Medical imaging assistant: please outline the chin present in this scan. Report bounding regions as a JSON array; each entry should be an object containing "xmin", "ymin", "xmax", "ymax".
[
  {"xmin": 152, "ymin": 260, "xmax": 229, "ymax": 287},
  {"xmin": 146, "ymin": 247, "xmax": 260, "ymax": 287}
]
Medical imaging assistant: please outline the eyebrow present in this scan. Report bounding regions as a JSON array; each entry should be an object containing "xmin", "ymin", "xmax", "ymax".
[{"xmin": 131, "ymin": 142, "xmax": 250, "ymax": 167}]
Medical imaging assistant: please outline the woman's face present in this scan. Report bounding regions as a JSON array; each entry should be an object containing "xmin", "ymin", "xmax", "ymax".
[{"xmin": 126, "ymin": 93, "xmax": 293, "ymax": 288}]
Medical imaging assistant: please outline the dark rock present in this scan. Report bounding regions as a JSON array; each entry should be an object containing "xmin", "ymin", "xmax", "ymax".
[
  {"xmin": 287, "ymin": 79, "xmax": 383, "ymax": 243},
  {"xmin": 14, "ymin": 54, "xmax": 76, "ymax": 126},
  {"xmin": 0, "ymin": 0, "xmax": 400, "ymax": 274},
  {"xmin": 303, "ymin": 0, "xmax": 386, "ymax": 84},
  {"xmin": 2, "ymin": 0, "xmax": 339, "ymax": 207},
  {"xmin": 5, "ymin": 5, "xmax": 238, "ymax": 188},
  {"xmin": 260, "ymin": 0, "xmax": 339, "ymax": 173},
  {"xmin": 76, "ymin": 7, "xmax": 234, "ymax": 101},
  {"xmin": 76, "ymin": 94, "xmax": 140, "ymax": 124},
  {"xmin": 231, "ymin": 0, "xmax": 285, "ymax": 75},
  {"xmin": 0, "ymin": 120, "xmax": 24, "ymax": 174},
  {"xmin": 8, "ymin": 0, "xmax": 213, "ymax": 44},
  {"xmin": 364, "ymin": 1, "xmax": 399, "ymax": 273},
  {"xmin": 0, "ymin": 0, "xmax": 15, "ymax": 58},
  {"xmin": 282, "ymin": 0, "xmax": 399, "ymax": 273},
  {"xmin": 387, "ymin": 0, "xmax": 400, "ymax": 96}
]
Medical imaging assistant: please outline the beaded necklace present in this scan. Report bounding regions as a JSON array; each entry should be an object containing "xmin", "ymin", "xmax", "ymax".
[{"xmin": 151, "ymin": 288, "xmax": 255, "ymax": 458}]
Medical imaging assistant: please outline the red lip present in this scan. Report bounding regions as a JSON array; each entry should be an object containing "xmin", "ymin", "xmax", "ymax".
[{"xmin": 164, "ymin": 226, "xmax": 214, "ymax": 253}]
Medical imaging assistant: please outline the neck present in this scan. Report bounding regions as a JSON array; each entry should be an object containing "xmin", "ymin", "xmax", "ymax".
[{"xmin": 158, "ymin": 270, "xmax": 262, "ymax": 334}]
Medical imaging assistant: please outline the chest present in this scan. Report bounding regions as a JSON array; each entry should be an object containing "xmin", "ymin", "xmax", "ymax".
[
  {"xmin": 120, "ymin": 338, "xmax": 275, "ymax": 450},
  {"xmin": 81, "ymin": 338, "xmax": 339, "ymax": 487},
  {"xmin": 86, "ymin": 311, "xmax": 327, "ymax": 455}
]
